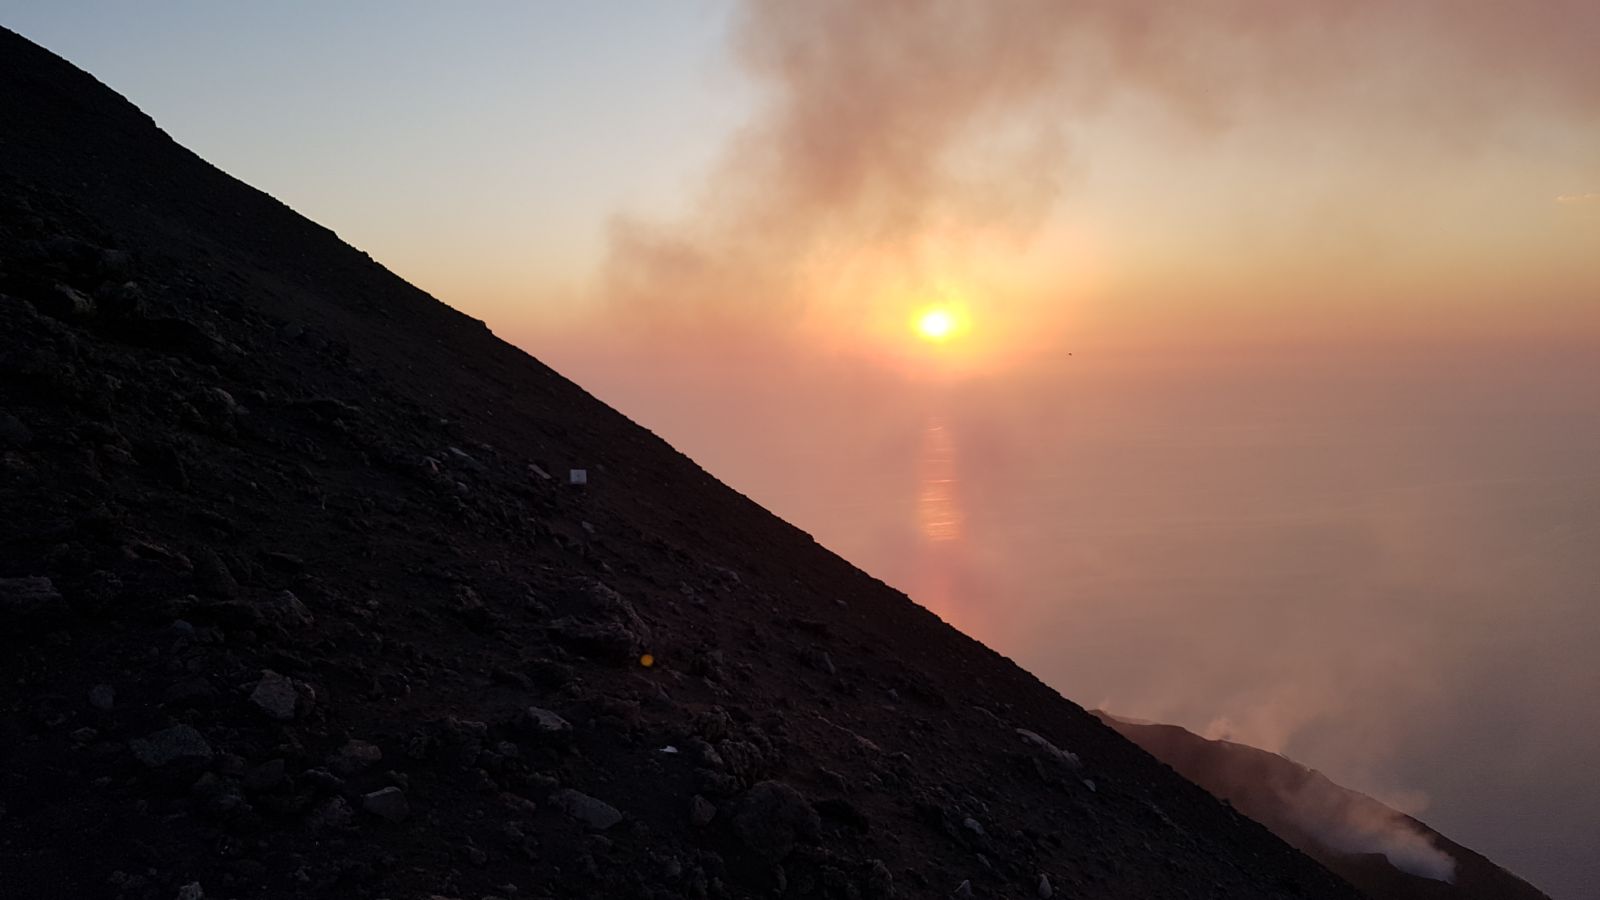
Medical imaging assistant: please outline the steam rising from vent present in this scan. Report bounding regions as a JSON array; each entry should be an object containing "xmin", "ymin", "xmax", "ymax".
[
  {"xmin": 1201, "ymin": 712, "xmax": 1455, "ymax": 879},
  {"xmin": 1101, "ymin": 713, "xmax": 1465, "ymax": 887},
  {"xmin": 1281, "ymin": 778, "xmax": 1457, "ymax": 883}
]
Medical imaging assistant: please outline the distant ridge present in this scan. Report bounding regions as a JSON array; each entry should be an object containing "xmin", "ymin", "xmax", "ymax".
[{"xmin": 1097, "ymin": 713, "xmax": 1553, "ymax": 900}]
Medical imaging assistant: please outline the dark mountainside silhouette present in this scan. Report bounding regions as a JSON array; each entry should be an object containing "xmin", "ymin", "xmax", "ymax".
[
  {"xmin": 1096, "ymin": 715, "xmax": 1553, "ymax": 900},
  {"xmin": 0, "ymin": 28, "xmax": 1371, "ymax": 900}
]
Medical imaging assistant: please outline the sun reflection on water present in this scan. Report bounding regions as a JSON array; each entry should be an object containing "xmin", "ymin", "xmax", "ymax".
[{"xmin": 916, "ymin": 417, "xmax": 963, "ymax": 542}]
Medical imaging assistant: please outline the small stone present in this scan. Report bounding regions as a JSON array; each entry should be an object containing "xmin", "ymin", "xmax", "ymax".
[
  {"xmin": 1015, "ymin": 728, "xmax": 1080, "ymax": 767},
  {"xmin": 362, "ymin": 787, "xmax": 410, "ymax": 822},
  {"xmin": 498, "ymin": 792, "xmax": 538, "ymax": 816},
  {"xmin": 163, "ymin": 676, "xmax": 219, "ymax": 708},
  {"xmin": 175, "ymin": 883, "xmax": 205, "ymax": 900},
  {"xmin": 0, "ymin": 576, "xmax": 66, "ymax": 621},
  {"xmin": 953, "ymin": 880, "xmax": 974, "ymax": 897},
  {"xmin": 99, "ymin": 279, "xmax": 146, "ymax": 317},
  {"xmin": 265, "ymin": 590, "xmax": 315, "ymax": 628},
  {"xmin": 545, "ymin": 617, "xmax": 644, "ymax": 663},
  {"xmin": 689, "ymin": 794, "xmax": 716, "ymax": 827},
  {"xmin": 204, "ymin": 387, "xmax": 240, "ymax": 414},
  {"xmin": 130, "ymin": 725, "xmax": 213, "ymax": 768},
  {"xmin": 0, "ymin": 413, "xmax": 33, "ymax": 449},
  {"xmin": 551, "ymin": 789, "xmax": 623, "ymax": 831},
  {"xmin": 88, "ymin": 684, "xmax": 116, "ymax": 711},
  {"xmin": 962, "ymin": 816, "xmax": 986, "ymax": 837},
  {"xmin": 524, "ymin": 706, "xmax": 572, "ymax": 737},
  {"xmin": 306, "ymin": 796, "xmax": 354, "ymax": 831},
  {"xmin": 817, "ymin": 767, "xmax": 848, "ymax": 792},
  {"xmin": 249, "ymin": 670, "xmax": 302, "ymax": 720},
  {"xmin": 262, "ymin": 551, "xmax": 305, "ymax": 572},
  {"xmin": 299, "ymin": 767, "xmax": 345, "ymax": 792},
  {"xmin": 445, "ymin": 446, "xmax": 485, "ymax": 472},
  {"xmin": 1037, "ymin": 874, "xmax": 1053, "ymax": 899},
  {"xmin": 865, "ymin": 859, "xmax": 894, "ymax": 898},
  {"xmin": 191, "ymin": 772, "xmax": 245, "ymax": 816},
  {"xmin": 242, "ymin": 759, "xmax": 286, "ymax": 794},
  {"xmin": 329, "ymin": 739, "xmax": 383, "ymax": 775},
  {"xmin": 98, "ymin": 248, "xmax": 132, "ymax": 277},
  {"xmin": 48, "ymin": 283, "xmax": 96, "ymax": 318},
  {"xmin": 192, "ymin": 549, "xmax": 238, "ymax": 599}
]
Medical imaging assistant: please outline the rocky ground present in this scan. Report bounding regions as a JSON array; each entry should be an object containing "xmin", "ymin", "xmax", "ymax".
[{"xmin": 0, "ymin": 26, "xmax": 1364, "ymax": 900}]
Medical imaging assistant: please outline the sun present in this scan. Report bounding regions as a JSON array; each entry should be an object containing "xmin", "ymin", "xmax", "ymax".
[{"xmin": 916, "ymin": 308, "xmax": 956, "ymax": 342}]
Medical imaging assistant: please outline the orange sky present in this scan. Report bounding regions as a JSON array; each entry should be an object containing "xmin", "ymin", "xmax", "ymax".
[
  {"xmin": 535, "ymin": 0, "xmax": 1600, "ymax": 374},
  {"xmin": 21, "ymin": 2, "xmax": 1594, "ymax": 359},
  {"xmin": 12, "ymin": 3, "xmax": 1598, "ymax": 894}
]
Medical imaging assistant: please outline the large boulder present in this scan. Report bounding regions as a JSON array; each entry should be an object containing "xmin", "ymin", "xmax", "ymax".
[{"xmin": 730, "ymin": 781, "xmax": 820, "ymax": 862}]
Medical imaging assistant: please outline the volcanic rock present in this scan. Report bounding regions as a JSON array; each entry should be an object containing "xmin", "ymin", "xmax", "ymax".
[
  {"xmin": 130, "ymin": 725, "xmax": 213, "ymax": 768},
  {"xmin": 731, "ymin": 781, "xmax": 820, "ymax": 862},
  {"xmin": 328, "ymin": 739, "xmax": 383, "ymax": 776},
  {"xmin": 0, "ymin": 412, "xmax": 32, "ymax": 448},
  {"xmin": 523, "ymin": 706, "xmax": 572, "ymax": 738},
  {"xmin": 362, "ymin": 787, "xmax": 410, "ymax": 822},
  {"xmin": 550, "ymin": 789, "xmax": 623, "ymax": 831},
  {"xmin": 306, "ymin": 796, "xmax": 354, "ymax": 832},
  {"xmin": 0, "ymin": 575, "xmax": 65, "ymax": 621},
  {"xmin": 1015, "ymin": 727, "xmax": 1080, "ymax": 767},
  {"xmin": 689, "ymin": 794, "xmax": 717, "ymax": 827},
  {"xmin": 265, "ymin": 589, "xmax": 315, "ymax": 628},
  {"xmin": 87, "ymin": 683, "xmax": 115, "ymax": 711},
  {"xmin": 242, "ymin": 759, "xmax": 287, "ymax": 794},
  {"xmin": 248, "ymin": 670, "xmax": 308, "ymax": 720}
]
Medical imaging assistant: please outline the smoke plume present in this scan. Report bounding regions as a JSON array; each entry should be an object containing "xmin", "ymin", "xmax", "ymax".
[
  {"xmin": 1281, "ymin": 777, "xmax": 1457, "ymax": 883},
  {"xmin": 600, "ymin": 0, "xmax": 1600, "ymax": 341},
  {"xmin": 1103, "ymin": 713, "xmax": 1461, "ymax": 884}
]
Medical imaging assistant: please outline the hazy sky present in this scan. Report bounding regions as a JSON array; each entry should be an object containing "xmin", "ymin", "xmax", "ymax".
[{"xmin": 7, "ymin": 3, "xmax": 1599, "ymax": 897}]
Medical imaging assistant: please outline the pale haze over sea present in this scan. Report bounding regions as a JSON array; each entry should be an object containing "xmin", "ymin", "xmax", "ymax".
[{"xmin": 563, "ymin": 339, "xmax": 1600, "ymax": 898}]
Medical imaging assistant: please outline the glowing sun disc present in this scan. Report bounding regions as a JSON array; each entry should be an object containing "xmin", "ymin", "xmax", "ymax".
[{"xmin": 917, "ymin": 309, "xmax": 956, "ymax": 342}]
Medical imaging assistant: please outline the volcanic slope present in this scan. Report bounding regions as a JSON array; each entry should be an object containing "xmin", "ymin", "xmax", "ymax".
[
  {"xmin": 1097, "ymin": 715, "xmax": 1553, "ymax": 900},
  {"xmin": 0, "ymin": 27, "xmax": 1362, "ymax": 900}
]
